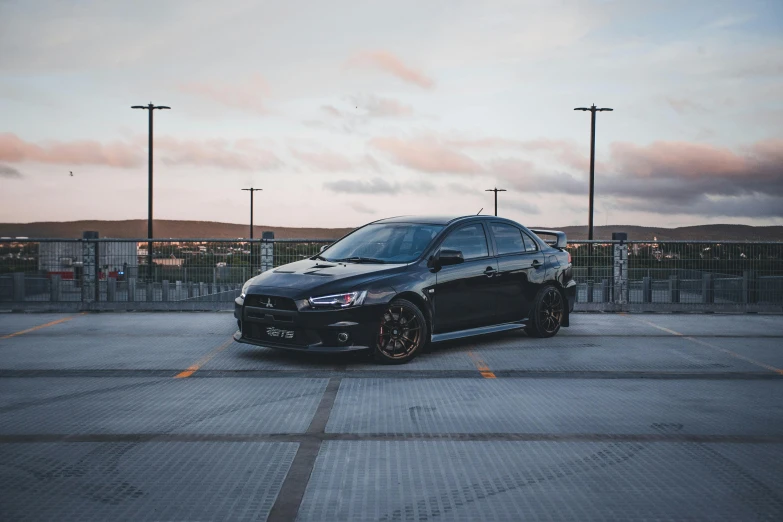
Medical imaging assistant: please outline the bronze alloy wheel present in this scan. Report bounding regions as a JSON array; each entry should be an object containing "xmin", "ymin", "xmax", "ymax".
[
  {"xmin": 527, "ymin": 285, "xmax": 565, "ymax": 338},
  {"xmin": 539, "ymin": 287, "xmax": 564, "ymax": 334},
  {"xmin": 376, "ymin": 300, "xmax": 424, "ymax": 362}
]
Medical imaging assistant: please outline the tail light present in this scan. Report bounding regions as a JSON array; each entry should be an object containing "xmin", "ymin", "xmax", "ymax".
[{"xmin": 567, "ymin": 252, "xmax": 572, "ymax": 264}]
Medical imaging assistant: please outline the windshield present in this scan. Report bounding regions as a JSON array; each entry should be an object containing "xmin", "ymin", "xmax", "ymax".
[{"xmin": 321, "ymin": 223, "xmax": 443, "ymax": 263}]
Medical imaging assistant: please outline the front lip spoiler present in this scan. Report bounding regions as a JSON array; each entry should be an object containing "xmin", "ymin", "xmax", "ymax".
[{"xmin": 233, "ymin": 331, "xmax": 370, "ymax": 353}]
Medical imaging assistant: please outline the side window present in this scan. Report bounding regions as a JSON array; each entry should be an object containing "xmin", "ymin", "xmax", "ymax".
[
  {"xmin": 490, "ymin": 223, "xmax": 525, "ymax": 255},
  {"xmin": 440, "ymin": 224, "xmax": 489, "ymax": 260},
  {"xmin": 521, "ymin": 231, "xmax": 539, "ymax": 252}
]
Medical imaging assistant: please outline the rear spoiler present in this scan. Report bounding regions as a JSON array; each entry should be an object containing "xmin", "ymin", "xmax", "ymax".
[{"xmin": 530, "ymin": 229, "xmax": 567, "ymax": 249}]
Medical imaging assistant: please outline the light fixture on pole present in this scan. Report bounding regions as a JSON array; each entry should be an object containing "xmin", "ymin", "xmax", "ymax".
[
  {"xmin": 485, "ymin": 188, "xmax": 507, "ymax": 216},
  {"xmin": 574, "ymin": 103, "xmax": 612, "ymax": 299},
  {"xmin": 131, "ymin": 103, "xmax": 170, "ymax": 281}
]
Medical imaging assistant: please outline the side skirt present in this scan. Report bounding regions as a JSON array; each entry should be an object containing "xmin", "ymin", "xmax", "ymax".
[{"xmin": 431, "ymin": 320, "xmax": 527, "ymax": 343}]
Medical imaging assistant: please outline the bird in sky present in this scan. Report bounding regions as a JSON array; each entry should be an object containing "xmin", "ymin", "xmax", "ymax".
[{"xmin": 69, "ymin": 171, "xmax": 73, "ymax": 177}]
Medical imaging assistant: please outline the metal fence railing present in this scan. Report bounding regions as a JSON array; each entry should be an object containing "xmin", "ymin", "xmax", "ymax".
[
  {"xmin": 0, "ymin": 238, "xmax": 781, "ymax": 312},
  {"xmin": 567, "ymin": 240, "xmax": 783, "ymax": 310}
]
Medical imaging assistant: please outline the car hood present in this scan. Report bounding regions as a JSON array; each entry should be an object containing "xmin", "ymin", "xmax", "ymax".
[{"xmin": 244, "ymin": 258, "xmax": 407, "ymax": 298}]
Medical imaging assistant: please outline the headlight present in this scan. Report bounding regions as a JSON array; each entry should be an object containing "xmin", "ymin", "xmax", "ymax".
[
  {"xmin": 309, "ymin": 291, "xmax": 367, "ymax": 308},
  {"xmin": 240, "ymin": 281, "xmax": 252, "ymax": 300}
]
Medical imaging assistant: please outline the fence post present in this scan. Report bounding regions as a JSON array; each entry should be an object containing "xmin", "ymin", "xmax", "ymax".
[
  {"xmin": 188, "ymin": 282, "xmax": 194, "ymax": 298},
  {"xmin": 213, "ymin": 283, "xmax": 219, "ymax": 301},
  {"xmin": 669, "ymin": 275, "xmax": 680, "ymax": 303},
  {"xmin": 162, "ymin": 280, "xmax": 169, "ymax": 302},
  {"xmin": 176, "ymin": 281, "xmax": 182, "ymax": 301},
  {"xmin": 199, "ymin": 282, "xmax": 206, "ymax": 298},
  {"xmin": 642, "ymin": 276, "xmax": 652, "ymax": 303},
  {"xmin": 50, "ymin": 274, "xmax": 61, "ymax": 302},
  {"xmin": 586, "ymin": 280, "xmax": 593, "ymax": 303},
  {"xmin": 612, "ymin": 233, "xmax": 628, "ymax": 304},
  {"xmin": 107, "ymin": 277, "xmax": 116, "ymax": 302},
  {"xmin": 81, "ymin": 231, "xmax": 99, "ymax": 302},
  {"xmin": 12, "ymin": 272, "xmax": 25, "ymax": 301},
  {"xmin": 128, "ymin": 277, "xmax": 136, "ymax": 302},
  {"xmin": 261, "ymin": 232, "xmax": 275, "ymax": 273},
  {"xmin": 702, "ymin": 273, "xmax": 715, "ymax": 304},
  {"xmin": 147, "ymin": 281, "xmax": 154, "ymax": 302},
  {"xmin": 601, "ymin": 279, "xmax": 610, "ymax": 303}
]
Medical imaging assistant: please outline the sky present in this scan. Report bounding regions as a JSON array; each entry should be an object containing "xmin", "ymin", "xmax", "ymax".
[{"xmin": 1, "ymin": 0, "xmax": 782, "ymax": 229}]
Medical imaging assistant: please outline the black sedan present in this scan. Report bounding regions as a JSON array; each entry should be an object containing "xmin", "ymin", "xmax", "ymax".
[{"xmin": 234, "ymin": 215, "xmax": 576, "ymax": 363}]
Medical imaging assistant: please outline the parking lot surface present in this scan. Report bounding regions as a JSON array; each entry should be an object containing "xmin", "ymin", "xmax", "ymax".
[{"xmin": 1, "ymin": 312, "xmax": 782, "ymax": 521}]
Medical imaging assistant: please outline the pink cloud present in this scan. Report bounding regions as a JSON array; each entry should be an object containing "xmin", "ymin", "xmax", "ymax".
[
  {"xmin": 370, "ymin": 136, "xmax": 482, "ymax": 174},
  {"xmin": 178, "ymin": 74, "xmax": 270, "ymax": 114},
  {"xmin": 0, "ymin": 132, "xmax": 141, "ymax": 167},
  {"xmin": 0, "ymin": 133, "xmax": 280, "ymax": 171},
  {"xmin": 610, "ymin": 141, "xmax": 749, "ymax": 178},
  {"xmin": 348, "ymin": 51, "xmax": 434, "ymax": 89},
  {"xmin": 155, "ymin": 137, "xmax": 281, "ymax": 171}
]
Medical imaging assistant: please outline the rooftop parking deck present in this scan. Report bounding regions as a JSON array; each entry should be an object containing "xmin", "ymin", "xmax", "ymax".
[{"xmin": 1, "ymin": 312, "xmax": 782, "ymax": 521}]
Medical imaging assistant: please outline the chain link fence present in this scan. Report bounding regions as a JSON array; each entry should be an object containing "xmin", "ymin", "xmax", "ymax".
[{"xmin": 1, "ymin": 237, "xmax": 781, "ymax": 312}]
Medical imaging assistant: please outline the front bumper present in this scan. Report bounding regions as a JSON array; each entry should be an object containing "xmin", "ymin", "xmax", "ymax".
[{"xmin": 234, "ymin": 295, "xmax": 383, "ymax": 353}]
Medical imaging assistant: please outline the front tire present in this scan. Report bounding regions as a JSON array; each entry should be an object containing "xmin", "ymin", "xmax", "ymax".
[
  {"xmin": 526, "ymin": 285, "xmax": 564, "ymax": 338},
  {"xmin": 373, "ymin": 298, "xmax": 428, "ymax": 364}
]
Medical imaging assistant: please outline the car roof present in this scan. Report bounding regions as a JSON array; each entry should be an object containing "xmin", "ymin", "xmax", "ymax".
[
  {"xmin": 372, "ymin": 215, "xmax": 481, "ymax": 225},
  {"xmin": 372, "ymin": 215, "xmax": 524, "ymax": 226}
]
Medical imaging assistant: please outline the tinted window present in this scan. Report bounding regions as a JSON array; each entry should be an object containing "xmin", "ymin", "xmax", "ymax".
[
  {"xmin": 521, "ymin": 231, "xmax": 539, "ymax": 252},
  {"xmin": 440, "ymin": 224, "xmax": 489, "ymax": 260},
  {"xmin": 491, "ymin": 223, "xmax": 525, "ymax": 255},
  {"xmin": 323, "ymin": 223, "xmax": 443, "ymax": 263}
]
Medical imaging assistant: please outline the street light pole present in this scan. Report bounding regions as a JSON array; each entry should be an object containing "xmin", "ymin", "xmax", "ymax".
[
  {"xmin": 241, "ymin": 188, "xmax": 263, "ymax": 239},
  {"xmin": 484, "ymin": 188, "xmax": 507, "ymax": 216},
  {"xmin": 131, "ymin": 103, "xmax": 170, "ymax": 281},
  {"xmin": 242, "ymin": 188, "xmax": 262, "ymax": 274},
  {"xmin": 574, "ymin": 104, "xmax": 612, "ymax": 297}
]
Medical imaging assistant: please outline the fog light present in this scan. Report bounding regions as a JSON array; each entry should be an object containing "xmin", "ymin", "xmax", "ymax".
[{"xmin": 337, "ymin": 332, "xmax": 349, "ymax": 343}]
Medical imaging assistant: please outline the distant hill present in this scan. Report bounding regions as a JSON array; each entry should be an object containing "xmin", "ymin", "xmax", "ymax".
[{"xmin": 0, "ymin": 220, "xmax": 781, "ymax": 241}]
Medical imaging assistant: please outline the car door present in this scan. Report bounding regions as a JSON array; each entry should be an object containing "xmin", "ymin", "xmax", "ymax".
[
  {"xmin": 432, "ymin": 222, "xmax": 499, "ymax": 333},
  {"xmin": 489, "ymin": 223, "xmax": 547, "ymax": 323}
]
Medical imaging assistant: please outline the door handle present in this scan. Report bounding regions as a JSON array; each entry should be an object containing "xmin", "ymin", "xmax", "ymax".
[
  {"xmin": 483, "ymin": 267, "xmax": 497, "ymax": 277},
  {"xmin": 531, "ymin": 259, "xmax": 543, "ymax": 269}
]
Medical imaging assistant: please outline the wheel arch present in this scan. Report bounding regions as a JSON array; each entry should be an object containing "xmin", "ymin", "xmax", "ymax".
[{"xmin": 392, "ymin": 291, "xmax": 432, "ymax": 334}]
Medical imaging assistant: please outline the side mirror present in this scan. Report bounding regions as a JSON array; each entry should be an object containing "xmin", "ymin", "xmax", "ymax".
[{"xmin": 432, "ymin": 248, "xmax": 464, "ymax": 268}]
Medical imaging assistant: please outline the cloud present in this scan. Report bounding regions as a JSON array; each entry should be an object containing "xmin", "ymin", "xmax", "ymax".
[
  {"xmin": 349, "ymin": 201, "xmax": 377, "ymax": 215},
  {"xmin": 0, "ymin": 132, "xmax": 141, "ymax": 167},
  {"xmin": 154, "ymin": 137, "xmax": 281, "ymax": 171},
  {"xmin": 324, "ymin": 177, "xmax": 402, "ymax": 195},
  {"xmin": 502, "ymin": 199, "xmax": 540, "ymax": 215},
  {"xmin": 178, "ymin": 74, "xmax": 269, "ymax": 114},
  {"xmin": 369, "ymin": 136, "xmax": 482, "ymax": 174},
  {"xmin": 490, "ymin": 158, "xmax": 587, "ymax": 195},
  {"xmin": 356, "ymin": 95, "xmax": 413, "ymax": 118},
  {"xmin": 293, "ymin": 150, "xmax": 355, "ymax": 172},
  {"xmin": 0, "ymin": 164, "xmax": 22, "ymax": 178},
  {"xmin": 347, "ymin": 51, "xmax": 434, "ymax": 89},
  {"xmin": 0, "ymin": 133, "xmax": 280, "ymax": 171}
]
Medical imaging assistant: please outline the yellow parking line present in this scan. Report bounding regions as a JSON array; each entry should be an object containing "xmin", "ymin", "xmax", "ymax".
[
  {"xmin": 175, "ymin": 338, "xmax": 234, "ymax": 378},
  {"xmin": 0, "ymin": 313, "xmax": 86, "ymax": 340},
  {"xmin": 468, "ymin": 351, "xmax": 496, "ymax": 378},
  {"xmin": 627, "ymin": 316, "xmax": 783, "ymax": 375}
]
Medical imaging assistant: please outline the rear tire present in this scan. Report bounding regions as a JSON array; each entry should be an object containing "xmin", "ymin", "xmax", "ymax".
[
  {"xmin": 526, "ymin": 285, "xmax": 564, "ymax": 338},
  {"xmin": 373, "ymin": 298, "xmax": 428, "ymax": 364}
]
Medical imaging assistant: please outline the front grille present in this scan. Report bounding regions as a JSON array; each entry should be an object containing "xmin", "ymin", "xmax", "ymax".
[{"xmin": 244, "ymin": 294, "xmax": 298, "ymax": 311}]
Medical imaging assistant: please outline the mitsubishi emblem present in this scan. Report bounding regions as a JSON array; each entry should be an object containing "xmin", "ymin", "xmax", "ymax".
[{"xmin": 265, "ymin": 298, "xmax": 274, "ymax": 308}]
